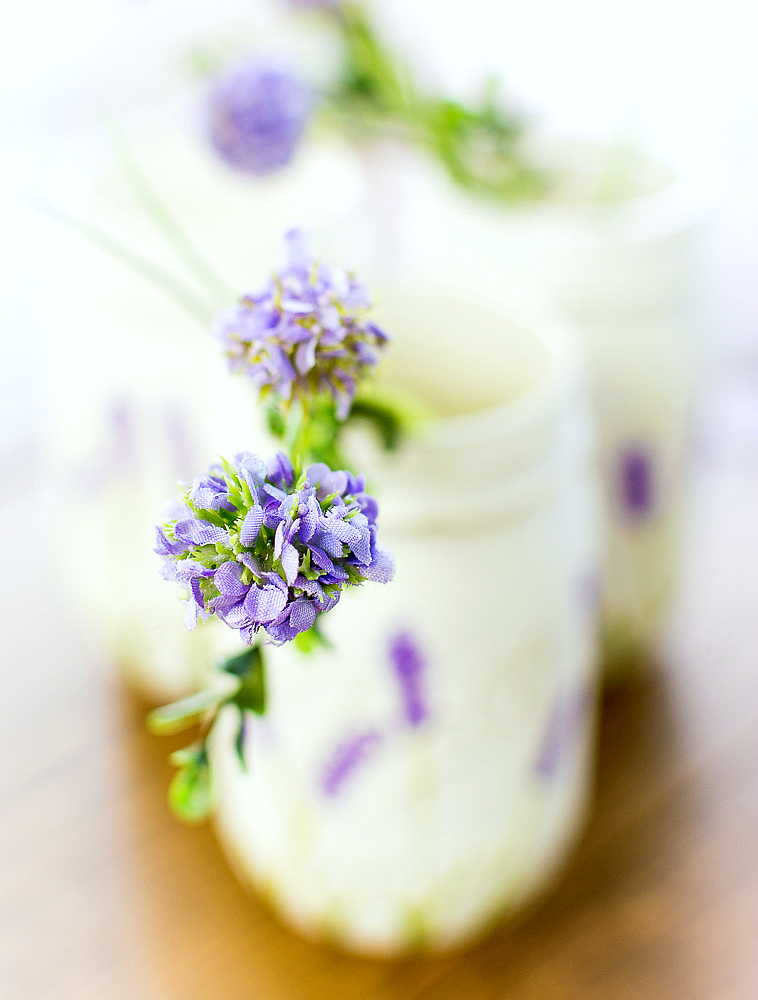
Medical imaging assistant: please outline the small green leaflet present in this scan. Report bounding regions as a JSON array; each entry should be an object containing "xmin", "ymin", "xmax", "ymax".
[
  {"xmin": 147, "ymin": 687, "xmax": 232, "ymax": 736},
  {"xmin": 168, "ymin": 744, "xmax": 213, "ymax": 823},
  {"xmin": 229, "ymin": 646, "xmax": 266, "ymax": 715}
]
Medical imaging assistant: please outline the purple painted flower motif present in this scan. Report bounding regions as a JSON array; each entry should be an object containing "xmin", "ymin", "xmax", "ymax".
[
  {"xmin": 533, "ymin": 686, "xmax": 592, "ymax": 780},
  {"xmin": 213, "ymin": 229, "xmax": 389, "ymax": 418},
  {"xmin": 618, "ymin": 446, "xmax": 655, "ymax": 518},
  {"xmin": 208, "ymin": 62, "xmax": 314, "ymax": 175},
  {"xmin": 155, "ymin": 450, "xmax": 394, "ymax": 645},
  {"xmin": 320, "ymin": 728, "xmax": 382, "ymax": 797},
  {"xmin": 388, "ymin": 630, "xmax": 428, "ymax": 727}
]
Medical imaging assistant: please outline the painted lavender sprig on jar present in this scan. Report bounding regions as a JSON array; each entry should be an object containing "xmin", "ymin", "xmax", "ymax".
[
  {"xmin": 149, "ymin": 447, "xmax": 394, "ymax": 821},
  {"xmin": 214, "ymin": 228, "xmax": 388, "ymax": 421}
]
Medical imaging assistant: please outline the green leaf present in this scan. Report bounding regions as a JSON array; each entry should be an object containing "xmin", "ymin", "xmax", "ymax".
[
  {"xmin": 147, "ymin": 688, "xmax": 228, "ymax": 736},
  {"xmin": 266, "ymin": 403, "xmax": 286, "ymax": 438},
  {"xmin": 348, "ymin": 398, "xmax": 403, "ymax": 451},
  {"xmin": 294, "ymin": 620, "xmax": 332, "ymax": 654},
  {"xmin": 232, "ymin": 646, "xmax": 266, "ymax": 715},
  {"xmin": 28, "ymin": 197, "xmax": 215, "ymax": 326},
  {"xmin": 234, "ymin": 716, "xmax": 247, "ymax": 771},
  {"xmin": 168, "ymin": 746, "xmax": 213, "ymax": 824},
  {"xmin": 221, "ymin": 646, "xmax": 260, "ymax": 677}
]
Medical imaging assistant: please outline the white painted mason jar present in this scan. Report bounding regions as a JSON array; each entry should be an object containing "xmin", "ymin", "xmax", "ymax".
[
  {"xmin": 356, "ymin": 140, "xmax": 715, "ymax": 679},
  {"xmin": 210, "ymin": 287, "xmax": 601, "ymax": 956}
]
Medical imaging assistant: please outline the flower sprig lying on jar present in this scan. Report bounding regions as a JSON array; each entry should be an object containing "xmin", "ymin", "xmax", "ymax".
[
  {"xmin": 149, "ymin": 234, "xmax": 401, "ymax": 823},
  {"xmin": 150, "ymin": 449, "xmax": 394, "ymax": 821},
  {"xmin": 204, "ymin": 1, "xmax": 543, "ymax": 201}
]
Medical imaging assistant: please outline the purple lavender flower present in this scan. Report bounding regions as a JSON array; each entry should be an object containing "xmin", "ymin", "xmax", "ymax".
[
  {"xmin": 388, "ymin": 630, "xmax": 428, "ymax": 727},
  {"xmin": 320, "ymin": 729, "xmax": 382, "ymax": 797},
  {"xmin": 208, "ymin": 63, "xmax": 314, "ymax": 175},
  {"xmin": 214, "ymin": 229, "xmax": 389, "ymax": 418},
  {"xmin": 155, "ymin": 450, "xmax": 394, "ymax": 644}
]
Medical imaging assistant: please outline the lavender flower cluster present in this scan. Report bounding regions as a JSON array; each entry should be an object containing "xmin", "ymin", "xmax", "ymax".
[
  {"xmin": 208, "ymin": 63, "xmax": 314, "ymax": 175},
  {"xmin": 213, "ymin": 230, "xmax": 388, "ymax": 419},
  {"xmin": 155, "ymin": 450, "xmax": 394, "ymax": 645}
]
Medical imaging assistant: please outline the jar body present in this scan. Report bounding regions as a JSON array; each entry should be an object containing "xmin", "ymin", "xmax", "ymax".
[
  {"xmin": 210, "ymin": 305, "xmax": 600, "ymax": 955},
  {"xmin": 369, "ymin": 142, "xmax": 711, "ymax": 677}
]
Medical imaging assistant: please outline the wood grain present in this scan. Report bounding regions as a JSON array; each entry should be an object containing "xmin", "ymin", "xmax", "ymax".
[{"xmin": 1, "ymin": 458, "xmax": 757, "ymax": 999}]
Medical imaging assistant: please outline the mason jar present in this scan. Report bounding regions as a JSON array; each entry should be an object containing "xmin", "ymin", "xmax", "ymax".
[
  {"xmin": 209, "ymin": 286, "xmax": 601, "ymax": 956},
  {"xmin": 355, "ymin": 140, "xmax": 715, "ymax": 679}
]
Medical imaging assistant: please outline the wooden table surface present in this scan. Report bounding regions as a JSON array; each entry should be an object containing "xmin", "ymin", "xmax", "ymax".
[{"xmin": 2, "ymin": 447, "xmax": 757, "ymax": 1000}]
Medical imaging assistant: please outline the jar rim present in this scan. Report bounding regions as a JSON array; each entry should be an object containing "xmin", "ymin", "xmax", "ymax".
[
  {"xmin": 447, "ymin": 138, "xmax": 721, "ymax": 247},
  {"xmin": 374, "ymin": 285, "xmax": 587, "ymax": 455}
]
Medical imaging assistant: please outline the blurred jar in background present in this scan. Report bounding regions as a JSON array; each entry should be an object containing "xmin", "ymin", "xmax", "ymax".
[
  {"xmin": 210, "ymin": 284, "xmax": 601, "ymax": 955},
  {"xmin": 346, "ymin": 138, "xmax": 714, "ymax": 680},
  {"xmin": 38, "ymin": 123, "xmax": 365, "ymax": 702}
]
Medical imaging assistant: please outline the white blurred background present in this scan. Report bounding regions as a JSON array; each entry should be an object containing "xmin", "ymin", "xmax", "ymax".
[{"xmin": 1, "ymin": 0, "xmax": 757, "ymax": 464}]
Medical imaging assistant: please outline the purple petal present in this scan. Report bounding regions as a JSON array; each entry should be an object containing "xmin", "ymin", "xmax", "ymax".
[
  {"xmin": 274, "ymin": 521, "xmax": 285, "ymax": 560},
  {"xmin": 288, "ymin": 596, "xmax": 316, "ymax": 634},
  {"xmin": 280, "ymin": 298, "xmax": 314, "ymax": 314},
  {"xmin": 294, "ymin": 574, "xmax": 325, "ymax": 601},
  {"xmin": 267, "ymin": 451, "xmax": 295, "ymax": 489},
  {"xmin": 306, "ymin": 462, "xmax": 331, "ymax": 488},
  {"xmin": 238, "ymin": 551, "xmax": 262, "ymax": 576},
  {"xmin": 355, "ymin": 492, "xmax": 378, "ymax": 523},
  {"xmin": 297, "ymin": 495, "xmax": 320, "ymax": 542},
  {"xmin": 317, "ymin": 469, "xmax": 348, "ymax": 498},
  {"xmin": 172, "ymin": 559, "xmax": 216, "ymax": 582},
  {"xmin": 295, "ymin": 335, "xmax": 318, "ymax": 374},
  {"xmin": 308, "ymin": 544, "xmax": 334, "ymax": 574},
  {"xmin": 214, "ymin": 561, "xmax": 248, "ymax": 600},
  {"xmin": 361, "ymin": 547, "xmax": 395, "ymax": 583},
  {"xmin": 217, "ymin": 599, "xmax": 253, "ymax": 629},
  {"xmin": 235, "ymin": 451, "xmax": 267, "ymax": 491},
  {"xmin": 244, "ymin": 582, "xmax": 288, "ymax": 623},
  {"xmin": 325, "ymin": 517, "xmax": 370, "ymax": 564},
  {"xmin": 174, "ymin": 518, "xmax": 229, "ymax": 547},
  {"xmin": 312, "ymin": 529, "xmax": 344, "ymax": 559},
  {"xmin": 240, "ymin": 505, "xmax": 264, "ymax": 546},
  {"xmin": 190, "ymin": 577, "xmax": 206, "ymax": 611},
  {"xmin": 154, "ymin": 526, "xmax": 186, "ymax": 557},
  {"xmin": 280, "ymin": 541, "xmax": 300, "ymax": 584}
]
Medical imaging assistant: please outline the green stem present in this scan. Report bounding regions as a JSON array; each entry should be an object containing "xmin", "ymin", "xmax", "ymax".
[
  {"xmin": 290, "ymin": 397, "xmax": 312, "ymax": 465},
  {"xmin": 111, "ymin": 128, "xmax": 237, "ymax": 305},
  {"xmin": 29, "ymin": 197, "xmax": 215, "ymax": 326}
]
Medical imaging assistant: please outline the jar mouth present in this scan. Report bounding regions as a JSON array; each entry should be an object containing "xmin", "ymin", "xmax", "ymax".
[
  {"xmin": 445, "ymin": 138, "xmax": 720, "ymax": 245},
  {"xmin": 372, "ymin": 286, "xmax": 583, "ymax": 453}
]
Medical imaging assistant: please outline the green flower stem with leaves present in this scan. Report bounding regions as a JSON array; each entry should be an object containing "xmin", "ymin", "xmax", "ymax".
[
  {"xmin": 151, "ymin": 379, "xmax": 411, "ymax": 823},
  {"xmin": 147, "ymin": 646, "xmax": 266, "ymax": 822},
  {"xmin": 316, "ymin": 1, "xmax": 546, "ymax": 202}
]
